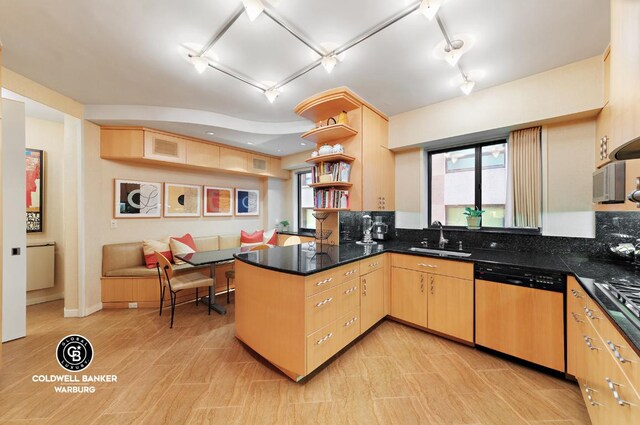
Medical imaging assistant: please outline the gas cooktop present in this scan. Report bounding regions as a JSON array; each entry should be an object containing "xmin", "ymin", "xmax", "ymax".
[{"xmin": 595, "ymin": 277, "xmax": 640, "ymax": 331}]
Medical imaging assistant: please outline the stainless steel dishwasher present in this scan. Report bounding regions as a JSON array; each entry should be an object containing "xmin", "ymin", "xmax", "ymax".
[{"xmin": 475, "ymin": 263, "xmax": 566, "ymax": 371}]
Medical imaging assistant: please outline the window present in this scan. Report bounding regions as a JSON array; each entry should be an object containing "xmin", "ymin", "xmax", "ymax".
[
  {"xmin": 298, "ymin": 171, "xmax": 316, "ymax": 232},
  {"xmin": 429, "ymin": 140, "xmax": 509, "ymax": 228}
]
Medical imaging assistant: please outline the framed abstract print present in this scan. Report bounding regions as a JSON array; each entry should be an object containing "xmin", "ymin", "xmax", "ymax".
[
  {"xmin": 235, "ymin": 189, "xmax": 259, "ymax": 216},
  {"xmin": 114, "ymin": 179, "xmax": 162, "ymax": 218},
  {"xmin": 26, "ymin": 148, "xmax": 44, "ymax": 232},
  {"xmin": 203, "ymin": 186, "xmax": 233, "ymax": 217},
  {"xmin": 164, "ymin": 183, "xmax": 201, "ymax": 217}
]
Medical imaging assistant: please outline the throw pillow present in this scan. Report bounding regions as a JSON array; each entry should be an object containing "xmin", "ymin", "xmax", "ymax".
[
  {"xmin": 170, "ymin": 233, "xmax": 197, "ymax": 264},
  {"xmin": 263, "ymin": 228, "xmax": 277, "ymax": 247},
  {"xmin": 142, "ymin": 239, "xmax": 172, "ymax": 269},
  {"xmin": 240, "ymin": 229, "xmax": 264, "ymax": 247}
]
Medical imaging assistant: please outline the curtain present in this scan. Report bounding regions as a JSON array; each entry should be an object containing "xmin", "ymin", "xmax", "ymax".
[{"xmin": 509, "ymin": 127, "xmax": 541, "ymax": 228}]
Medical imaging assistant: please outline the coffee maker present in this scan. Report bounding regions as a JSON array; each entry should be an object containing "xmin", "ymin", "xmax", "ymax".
[{"xmin": 371, "ymin": 216, "xmax": 389, "ymax": 241}]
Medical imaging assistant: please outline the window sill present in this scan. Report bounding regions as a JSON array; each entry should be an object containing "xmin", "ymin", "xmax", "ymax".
[{"xmin": 424, "ymin": 226, "xmax": 542, "ymax": 236}]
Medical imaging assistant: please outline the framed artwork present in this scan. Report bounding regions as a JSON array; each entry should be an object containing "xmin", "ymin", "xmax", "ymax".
[
  {"xmin": 114, "ymin": 179, "xmax": 162, "ymax": 218},
  {"xmin": 235, "ymin": 189, "xmax": 260, "ymax": 216},
  {"xmin": 164, "ymin": 183, "xmax": 201, "ymax": 217},
  {"xmin": 204, "ymin": 186, "xmax": 233, "ymax": 217},
  {"xmin": 26, "ymin": 148, "xmax": 44, "ymax": 232}
]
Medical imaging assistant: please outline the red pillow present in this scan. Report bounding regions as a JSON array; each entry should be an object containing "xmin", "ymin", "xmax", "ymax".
[
  {"xmin": 264, "ymin": 229, "xmax": 277, "ymax": 246},
  {"xmin": 241, "ymin": 230, "xmax": 264, "ymax": 245}
]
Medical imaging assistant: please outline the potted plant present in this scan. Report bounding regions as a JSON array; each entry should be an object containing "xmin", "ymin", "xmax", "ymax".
[
  {"xmin": 279, "ymin": 220, "xmax": 290, "ymax": 232},
  {"xmin": 463, "ymin": 207, "xmax": 484, "ymax": 230}
]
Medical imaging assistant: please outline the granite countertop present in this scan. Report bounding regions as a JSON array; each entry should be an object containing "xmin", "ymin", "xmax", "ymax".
[{"xmin": 234, "ymin": 240, "xmax": 640, "ymax": 354}]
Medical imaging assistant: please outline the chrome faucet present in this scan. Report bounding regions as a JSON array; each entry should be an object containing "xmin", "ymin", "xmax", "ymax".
[{"xmin": 432, "ymin": 221, "xmax": 449, "ymax": 249}]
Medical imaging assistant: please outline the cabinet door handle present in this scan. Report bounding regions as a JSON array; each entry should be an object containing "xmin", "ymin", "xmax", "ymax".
[
  {"xmin": 571, "ymin": 312, "xmax": 583, "ymax": 323},
  {"xmin": 344, "ymin": 286, "xmax": 357, "ymax": 295},
  {"xmin": 607, "ymin": 340, "xmax": 630, "ymax": 364},
  {"xmin": 315, "ymin": 277, "xmax": 333, "ymax": 287},
  {"xmin": 571, "ymin": 288, "xmax": 583, "ymax": 298},
  {"xmin": 606, "ymin": 378, "xmax": 631, "ymax": 406},
  {"xmin": 344, "ymin": 317, "xmax": 358, "ymax": 327},
  {"xmin": 420, "ymin": 274, "xmax": 424, "ymax": 293},
  {"xmin": 584, "ymin": 306, "xmax": 599, "ymax": 320},
  {"xmin": 583, "ymin": 335, "xmax": 599, "ymax": 350},
  {"xmin": 344, "ymin": 269, "xmax": 358, "ymax": 276},
  {"xmin": 583, "ymin": 384, "xmax": 601, "ymax": 407},
  {"xmin": 369, "ymin": 262, "xmax": 379, "ymax": 267},
  {"xmin": 316, "ymin": 332, "xmax": 333, "ymax": 345},
  {"xmin": 315, "ymin": 297, "xmax": 333, "ymax": 308},
  {"xmin": 417, "ymin": 263, "xmax": 436, "ymax": 268},
  {"xmin": 430, "ymin": 276, "xmax": 434, "ymax": 295}
]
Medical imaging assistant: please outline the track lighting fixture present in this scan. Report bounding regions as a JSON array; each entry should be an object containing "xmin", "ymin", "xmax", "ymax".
[
  {"xmin": 264, "ymin": 88, "xmax": 280, "ymax": 103},
  {"xmin": 190, "ymin": 55, "xmax": 209, "ymax": 74},
  {"xmin": 242, "ymin": 0, "xmax": 265, "ymax": 22},
  {"xmin": 321, "ymin": 55, "xmax": 338, "ymax": 73},
  {"xmin": 459, "ymin": 79, "xmax": 475, "ymax": 95},
  {"xmin": 419, "ymin": 0, "xmax": 444, "ymax": 21}
]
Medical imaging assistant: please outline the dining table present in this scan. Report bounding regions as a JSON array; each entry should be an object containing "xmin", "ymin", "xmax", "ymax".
[{"xmin": 175, "ymin": 247, "xmax": 250, "ymax": 315}]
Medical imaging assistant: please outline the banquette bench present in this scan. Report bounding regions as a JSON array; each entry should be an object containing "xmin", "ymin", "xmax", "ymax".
[{"xmin": 101, "ymin": 235, "xmax": 240, "ymax": 309}]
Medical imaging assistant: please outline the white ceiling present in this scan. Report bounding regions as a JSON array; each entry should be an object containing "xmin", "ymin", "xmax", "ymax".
[{"xmin": 0, "ymin": 0, "xmax": 610, "ymax": 155}]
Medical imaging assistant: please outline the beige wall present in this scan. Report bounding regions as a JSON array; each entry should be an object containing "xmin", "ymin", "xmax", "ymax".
[
  {"xmin": 389, "ymin": 56, "xmax": 603, "ymax": 150},
  {"xmin": 82, "ymin": 121, "xmax": 279, "ymax": 310},
  {"xmin": 394, "ymin": 149, "xmax": 425, "ymax": 229},
  {"xmin": 542, "ymin": 118, "xmax": 596, "ymax": 237},
  {"xmin": 25, "ymin": 117, "xmax": 65, "ymax": 304}
]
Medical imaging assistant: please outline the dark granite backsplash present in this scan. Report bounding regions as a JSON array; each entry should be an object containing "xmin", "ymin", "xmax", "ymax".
[
  {"xmin": 339, "ymin": 211, "xmax": 395, "ymax": 242},
  {"xmin": 339, "ymin": 211, "xmax": 640, "ymax": 259}
]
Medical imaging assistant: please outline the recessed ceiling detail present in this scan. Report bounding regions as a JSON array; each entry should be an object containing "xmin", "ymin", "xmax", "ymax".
[{"xmin": 182, "ymin": 0, "xmax": 482, "ymax": 102}]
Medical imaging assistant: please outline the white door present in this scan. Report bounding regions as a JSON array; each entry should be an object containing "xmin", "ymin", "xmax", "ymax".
[{"xmin": 2, "ymin": 98, "xmax": 27, "ymax": 342}]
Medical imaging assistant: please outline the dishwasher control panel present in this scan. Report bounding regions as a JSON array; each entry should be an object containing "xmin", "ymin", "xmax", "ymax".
[{"xmin": 475, "ymin": 263, "xmax": 566, "ymax": 293}]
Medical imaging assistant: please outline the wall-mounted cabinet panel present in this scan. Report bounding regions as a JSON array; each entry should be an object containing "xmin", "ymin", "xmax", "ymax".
[
  {"xmin": 220, "ymin": 147, "xmax": 249, "ymax": 172},
  {"xmin": 101, "ymin": 128, "xmax": 144, "ymax": 159},
  {"xmin": 186, "ymin": 142, "xmax": 220, "ymax": 169},
  {"xmin": 249, "ymin": 154, "xmax": 270, "ymax": 175},
  {"xmin": 143, "ymin": 131, "xmax": 187, "ymax": 164}
]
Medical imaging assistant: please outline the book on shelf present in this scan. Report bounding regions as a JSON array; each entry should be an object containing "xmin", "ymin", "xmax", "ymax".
[
  {"xmin": 311, "ymin": 161, "xmax": 351, "ymax": 184},
  {"xmin": 314, "ymin": 188, "xmax": 349, "ymax": 209}
]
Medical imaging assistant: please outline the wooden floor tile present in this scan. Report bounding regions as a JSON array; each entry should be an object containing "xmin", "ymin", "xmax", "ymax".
[
  {"xmin": 427, "ymin": 353, "xmax": 492, "ymax": 394},
  {"xmin": 138, "ymin": 383, "xmax": 209, "ymax": 425},
  {"xmin": 458, "ymin": 391, "xmax": 529, "ymax": 425}
]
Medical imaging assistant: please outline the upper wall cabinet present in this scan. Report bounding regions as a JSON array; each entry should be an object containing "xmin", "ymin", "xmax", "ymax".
[
  {"xmin": 294, "ymin": 87, "xmax": 395, "ymax": 212},
  {"xmin": 608, "ymin": 0, "xmax": 640, "ymax": 156},
  {"xmin": 100, "ymin": 127, "xmax": 289, "ymax": 179},
  {"xmin": 143, "ymin": 131, "xmax": 187, "ymax": 164}
]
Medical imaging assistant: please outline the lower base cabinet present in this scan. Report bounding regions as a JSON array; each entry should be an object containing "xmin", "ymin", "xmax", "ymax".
[
  {"xmin": 567, "ymin": 277, "xmax": 640, "ymax": 424},
  {"xmin": 360, "ymin": 268, "xmax": 385, "ymax": 332},
  {"xmin": 390, "ymin": 267, "xmax": 427, "ymax": 327},
  {"xmin": 428, "ymin": 275, "xmax": 473, "ymax": 342}
]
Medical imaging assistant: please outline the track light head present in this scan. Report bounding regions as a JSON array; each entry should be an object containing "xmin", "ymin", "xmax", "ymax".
[
  {"xmin": 190, "ymin": 55, "xmax": 209, "ymax": 74},
  {"xmin": 242, "ymin": 0, "xmax": 265, "ymax": 22},
  {"xmin": 460, "ymin": 79, "xmax": 475, "ymax": 95},
  {"xmin": 419, "ymin": 0, "xmax": 443, "ymax": 20},
  {"xmin": 264, "ymin": 88, "xmax": 280, "ymax": 103},
  {"xmin": 321, "ymin": 55, "xmax": 338, "ymax": 73}
]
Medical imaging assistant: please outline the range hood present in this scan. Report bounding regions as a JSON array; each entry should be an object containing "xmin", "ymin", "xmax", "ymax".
[{"xmin": 610, "ymin": 135, "xmax": 640, "ymax": 161}]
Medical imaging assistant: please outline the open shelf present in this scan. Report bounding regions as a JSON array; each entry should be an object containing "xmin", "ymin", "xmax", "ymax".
[
  {"xmin": 294, "ymin": 87, "xmax": 361, "ymax": 122},
  {"xmin": 309, "ymin": 182, "xmax": 353, "ymax": 189},
  {"xmin": 313, "ymin": 208, "xmax": 350, "ymax": 212},
  {"xmin": 301, "ymin": 124, "xmax": 357, "ymax": 144},
  {"xmin": 305, "ymin": 153, "xmax": 356, "ymax": 164}
]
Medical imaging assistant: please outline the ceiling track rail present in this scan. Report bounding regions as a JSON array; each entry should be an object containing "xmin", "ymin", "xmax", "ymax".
[{"xmin": 190, "ymin": 0, "xmax": 467, "ymax": 94}]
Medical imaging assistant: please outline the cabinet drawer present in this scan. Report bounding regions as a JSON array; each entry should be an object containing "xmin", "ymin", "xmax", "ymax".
[
  {"xmin": 391, "ymin": 254, "xmax": 473, "ymax": 280},
  {"xmin": 305, "ymin": 279, "xmax": 360, "ymax": 335},
  {"xmin": 359, "ymin": 255, "xmax": 384, "ymax": 275},
  {"xmin": 306, "ymin": 309, "xmax": 360, "ymax": 373},
  {"xmin": 305, "ymin": 263, "xmax": 360, "ymax": 297},
  {"xmin": 586, "ymin": 299, "xmax": 640, "ymax": 397}
]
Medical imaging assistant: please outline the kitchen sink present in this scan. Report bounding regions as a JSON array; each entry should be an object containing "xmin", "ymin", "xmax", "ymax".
[{"xmin": 408, "ymin": 247, "xmax": 472, "ymax": 258}]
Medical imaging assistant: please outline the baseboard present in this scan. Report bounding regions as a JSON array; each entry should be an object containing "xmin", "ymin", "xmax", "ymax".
[
  {"xmin": 26, "ymin": 293, "xmax": 64, "ymax": 306},
  {"xmin": 85, "ymin": 302, "xmax": 103, "ymax": 316},
  {"xmin": 64, "ymin": 308, "xmax": 79, "ymax": 318}
]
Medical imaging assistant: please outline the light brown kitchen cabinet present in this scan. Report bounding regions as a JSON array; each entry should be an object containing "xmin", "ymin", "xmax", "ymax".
[
  {"xmin": 143, "ymin": 130, "xmax": 187, "ymax": 163},
  {"xmin": 390, "ymin": 267, "xmax": 427, "ymax": 328},
  {"xmin": 219, "ymin": 147, "xmax": 248, "ymax": 172},
  {"xmin": 427, "ymin": 274, "xmax": 473, "ymax": 343},
  {"xmin": 595, "ymin": 103, "xmax": 612, "ymax": 168},
  {"xmin": 186, "ymin": 141, "xmax": 220, "ymax": 169},
  {"xmin": 99, "ymin": 126, "xmax": 289, "ymax": 179},
  {"xmin": 566, "ymin": 276, "xmax": 588, "ymax": 378},
  {"xmin": 362, "ymin": 106, "xmax": 394, "ymax": 211},
  {"xmin": 360, "ymin": 267, "xmax": 385, "ymax": 332},
  {"xmin": 608, "ymin": 0, "xmax": 640, "ymax": 158}
]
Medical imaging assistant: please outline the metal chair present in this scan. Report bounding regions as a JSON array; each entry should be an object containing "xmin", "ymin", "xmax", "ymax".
[
  {"xmin": 225, "ymin": 244, "xmax": 271, "ymax": 304},
  {"xmin": 155, "ymin": 251, "xmax": 215, "ymax": 328}
]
